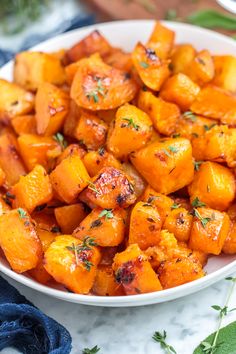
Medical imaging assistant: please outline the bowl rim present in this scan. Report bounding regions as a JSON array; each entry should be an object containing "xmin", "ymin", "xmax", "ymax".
[{"xmin": 1, "ymin": 19, "xmax": 236, "ymax": 305}]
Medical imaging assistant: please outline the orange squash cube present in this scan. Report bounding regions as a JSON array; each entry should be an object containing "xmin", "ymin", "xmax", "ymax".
[
  {"xmin": 170, "ymin": 44, "xmax": 196, "ymax": 74},
  {"xmin": 190, "ymin": 85, "xmax": 236, "ymax": 125},
  {"xmin": 223, "ymin": 204, "xmax": 236, "ymax": 254},
  {"xmin": 213, "ymin": 55, "xmax": 236, "ymax": 92},
  {"xmin": 160, "ymin": 73, "xmax": 200, "ymax": 111},
  {"xmin": 158, "ymin": 257, "xmax": 204, "ymax": 289},
  {"xmin": 138, "ymin": 90, "xmax": 180, "ymax": 136},
  {"xmin": 132, "ymin": 42, "xmax": 170, "ymax": 91},
  {"xmin": 130, "ymin": 138, "xmax": 194, "ymax": 195},
  {"xmin": 65, "ymin": 30, "xmax": 112, "ymax": 63},
  {"xmin": 107, "ymin": 103, "xmax": 153, "ymax": 159},
  {"xmin": 83, "ymin": 149, "xmax": 122, "ymax": 177},
  {"xmin": 189, "ymin": 207, "xmax": 230, "ymax": 255},
  {"xmin": 44, "ymin": 235, "xmax": 101, "ymax": 294},
  {"xmin": 54, "ymin": 203, "xmax": 88, "ymax": 234},
  {"xmin": 163, "ymin": 207, "xmax": 193, "ymax": 242},
  {"xmin": 142, "ymin": 186, "xmax": 173, "ymax": 222},
  {"xmin": 79, "ymin": 167, "xmax": 136, "ymax": 209},
  {"xmin": 92, "ymin": 265, "xmax": 124, "ymax": 296},
  {"xmin": 74, "ymin": 110, "xmax": 108, "ymax": 150},
  {"xmin": 56, "ymin": 144, "xmax": 86, "ymax": 165},
  {"xmin": 147, "ymin": 21, "xmax": 175, "ymax": 59},
  {"xmin": 113, "ymin": 244, "xmax": 162, "ymax": 295},
  {"xmin": 121, "ymin": 162, "xmax": 146, "ymax": 198},
  {"xmin": 0, "ymin": 79, "xmax": 34, "ymax": 123},
  {"xmin": 18, "ymin": 134, "xmax": 62, "ymax": 172},
  {"xmin": 185, "ymin": 50, "xmax": 215, "ymax": 86},
  {"xmin": 63, "ymin": 100, "xmax": 81, "ymax": 138},
  {"xmin": 50, "ymin": 155, "xmax": 90, "ymax": 204},
  {"xmin": 12, "ymin": 165, "xmax": 53, "ymax": 213},
  {"xmin": 11, "ymin": 115, "xmax": 37, "ymax": 135},
  {"xmin": 0, "ymin": 209, "xmax": 42, "ymax": 273},
  {"xmin": 0, "ymin": 133, "xmax": 27, "ymax": 186},
  {"xmin": 70, "ymin": 53, "xmax": 138, "ymax": 110},
  {"xmin": 14, "ymin": 51, "xmax": 65, "ymax": 91},
  {"xmin": 188, "ymin": 162, "xmax": 235, "ymax": 211},
  {"xmin": 73, "ymin": 207, "xmax": 127, "ymax": 247},
  {"xmin": 129, "ymin": 201, "xmax": 162, "ymax": 250},
  {"xmin": 35, "ymin": 83, "xmax": 70, "ymax": 136}
]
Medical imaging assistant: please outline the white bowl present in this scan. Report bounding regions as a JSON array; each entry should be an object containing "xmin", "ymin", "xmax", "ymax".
[{"xmin": 1, "ymin": 20, "xmax": 236, "ymax": 307}]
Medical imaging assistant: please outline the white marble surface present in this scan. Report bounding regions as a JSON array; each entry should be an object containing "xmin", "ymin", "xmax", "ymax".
[{"xmin": 1, "ymin": 274, "xmax": 236, "ymax": 354}]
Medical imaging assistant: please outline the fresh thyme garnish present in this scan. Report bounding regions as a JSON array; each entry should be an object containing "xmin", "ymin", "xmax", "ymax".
[
  {"xmin": 194, "ymin": 161, "xmax": 203, "ymax": 171},
  {"xmin": 203, "ymin": 124, "xmax": 217, "ymax": 131},
  {"xmin": 51, "ymin": 226, "xmax": 61, "ymax": 233},
  {"xmin": 183, "ymin": 111, "xmax": 197, "ymax": 122},
  {"xmin": 87, "ymin": 181, "xmax": 101, "ymax": 195},
  {"xmin": 172, "ymin": 133, "xmax": 181, "ymax": 138},
  {"xmin": 82, "ymin": 345, "xmax": 100, "ymax": 354},
  {"xmin": 86, "ymin": 77, "xmax": 107, "ymax": 103},
  {"xmin": 191, "ymin": 197, "xmax": 206, "ymax": 208},
  {"xmin": 171, "ymin": 202, "xmax": 181, "ymax": 210},
  {"xmin": 99, "ymin": 209, "xmax": 114, "ymax": 219},
  {"xmin": 152, "ymin": 330, "xmax": 177, "ymax": 354},
  {"xmin": 98, "ymin": 146, "xmax": 105, "ymax": 156},
  {"xmin": 139, "ymin": 61, "xmax": 150, "ymax": 68},
  {"xmin": 199, "ymin": 277, "xmax": 236, "ymax": 354},
  {"xmin": 66, "ymin": 237, "xmax": 97, "ymax": 271},
  {"xmin": 53, "ymin": 132, "xmax": 68, "ymax": 150},
  {"xmin": 168, "ymin": 146, "xmax": 178, "ymax": 153},
  {"xmin": 122, "ymin": 118, "xmax": 140, "ymax": 131},
  {"xmin": 193, "ymin": 208, "xmax": 211, "ymax": 228},
  {"xmin": 17, "ymin": 208, "xmax": 27, "ymax": 219}
]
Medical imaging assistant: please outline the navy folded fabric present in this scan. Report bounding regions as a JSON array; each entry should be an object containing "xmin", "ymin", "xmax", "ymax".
[{"xmin": 0, "ymin": 276, "xmax": 72, "ymax": 354}]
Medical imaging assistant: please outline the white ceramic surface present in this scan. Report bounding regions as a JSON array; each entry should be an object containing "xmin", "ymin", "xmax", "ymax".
[{"xmin": 0, "ymin": 20, "xmax": 236, "ymax": 307}]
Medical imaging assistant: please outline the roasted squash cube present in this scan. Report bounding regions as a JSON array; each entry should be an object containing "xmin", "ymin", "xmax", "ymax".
[
  {"xmin": 188, "ymin": 161, "xmax": 235, "ymax": 211},
  {"xmin": 147, "ymin": 21, "xmax": 175, "ymax": 59},
  {"xmin": 189, "ymin": 207, "xmax": 230, "ymax": 255},
  {"xmin": 74, "ymin": 110, "xmax": 108, "ymax": 150},
  {"xmin": 0, "ymin": 209, "xmax": 42, "ymax": 273},
  {"xmin": 57, "ymin": 144, "xmax": 86, "ymax": 165},
  {"xmin": 104, "ymin": 48, "xmax": 132, "ymax": 72},
  {"xmin": 113, "ymin": 244, "xmax": 162, "ymax": 295},
  {"xmin": 158, "ymin": 257, "xmax": 204, "ymax": 289},
  {"xmin": 121, "ymin": 162, "xmax": 146, "ymax": 198},
  {"xmin": 107, "ymin": 103, "xmax": 153, "ymax": 159},
  {"xmin": 163, "ymin": 207, "xmax": 193, "ymax": 242},
  {"xmin": 142, "ymin": 186, "xmax": 173, "ymax": 222},
  {"xmin": 0, "ymin": 79, "xmax": 34, "ymax": 123},
  {"xmin": 44, "ymin": 235, "xmax": 101, "ymax": 294},
  {"xmin": 185, "ymin": 50, "xmax": 215, "ymax": 86},
  {"xmin": 92, "ymin": 265, "xmax": 124, "ymax": 296},
  {"xmin": 213, "ymin": 55, "xmax": 236, "ymax": 92},
  {"xmin": 132, "ymin": 42, "xmax": 170, "ymax": 91},
  {"xmin": 18, "ymin": 134, "xmax": 62, "ymax": 172},
  {"xmin": 65, "ymin": 30, "xmax": 112, "ymax": 64},
  {"xmin": 12, "ymin": 165, "xmax": 53, "ymax": 213},
  {"xmin": 79, "ymin": 166, "xmax": 136, "ymax": 209},
  {"xmin": 50, "ymin": 155, "xmax": 90, "ymax": 204},
  {"xmin": 73, "ymin": 207, "xmax": 127, "ymax": 247},
  {"xmin": 160, "ymin": 73, "xmax": 200, "ymax": 111},
  {"xmin": 54, "ymin": 203, "xmax": 88, "ymax": 234},
  {"xmin": 70, "ymin": 53, "xmax": 137, "ymax": 110},
  {"xmin": 14, "ymin": 51, "xmax": 65, "ymax": 91},
  {"xmin": 138, "ymin": 90, "xmax": 180, "ymax": 136},
  {"xmin": 83, "ymin": 149, "xmax": 122, "ymax": 177},
  {"xmin": 223, "ymin": 204, "xmax": 236, "ymax": 254},
  {"xmin": 129, "ymin": 201, "xmax": 162, "ymax": 250},
  {"xmin": 0, "ymin": 133, "xmax": 26, "ymax": 186},
  {"xmin": 11, "ymin": 115, "xmax": 37, "ymax": 135},
  {"xmin": 170, "ymin": 44, "xmax": 196, "ymax": 74},
  {"xmin": 130, "ymin": 138, "xmax": 194, "ymax": 195},
  {"xmin": 63, "ymin": 100, "xmax": 81, "ymax": 138},
  {"xmin": 35, "ymin": 83, "xmax": 70, "ymax": 136},
  {"xmin": 190, "ymin": 85, "xmax": 236, "ymax": 125}
]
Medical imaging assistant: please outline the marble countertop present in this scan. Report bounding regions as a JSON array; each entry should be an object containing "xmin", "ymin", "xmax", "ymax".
[{"xmin": 1, "ymin": 274, "xmax": 236, "ymax": 354}]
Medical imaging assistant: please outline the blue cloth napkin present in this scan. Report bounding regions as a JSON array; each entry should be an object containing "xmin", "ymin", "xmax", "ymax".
[
  {"xmin": 0, "ymin": 12, "xmax": 94, "ymax": 66},
  {"xmin": 0, "ymin": 276, "xmax": 72, "ymax": 354}
]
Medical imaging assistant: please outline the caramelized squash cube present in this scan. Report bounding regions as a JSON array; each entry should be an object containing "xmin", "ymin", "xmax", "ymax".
[
  {"xmin": 170, "ymin": 44, "xmax": 196, "ymax": 74},
  {"xmin": 163, "ymin": 207, "xmax": 193, "ymax": 242},
  {"xmin": 142, "ymin": 186, "xmax": 173, "ymax": 222},
  {"xmin": 185, "ymin": 50, "xmax": 215, "ymax": 86},
  {"xmin": 83, "ymin": 149, "xmax": 122, "ymax": 177},
  {"xmin": 130, "ymin": 138, "xmax": 194, "ymax": 195},
  {"xmin": 50, "ymin": 155, "xmax": 90, "ymax": 204},
  {"xmin": 147, "ymin": 22, "xmax": 175, "ymax": 59},
  {"xmin": 12, "ymin": 165, "xmax": 53, "ymax": 213},
  {"xmin": 213, "ymin": 55, "xmax": 236, "ymax": 92},
  {"xmin": 11, "ymin": 115, "xmax": 37, "ymax": 135},
  {"xmin": 54, "ymin": 203, "xmax": 88, "ymax": 234},
  {"xmin": 92, "ymin": 265, "xmax": 124, "ymax": 296},
  {"xmin": 223, "ymin": 204, "xmax": 236, "ymax": 254}
]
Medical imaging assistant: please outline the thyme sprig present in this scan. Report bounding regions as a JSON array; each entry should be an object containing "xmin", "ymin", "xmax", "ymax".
[
  {"xmin": 66, "ymin": 237, "xmax": 97, "ymax": 271},
  {"xmin": 122, "ymin": 118, "xmax": 140, "ymax": 131},
  {"xmin": 153, "ymin": 331, "xmax": 177, "ymax": 354}
]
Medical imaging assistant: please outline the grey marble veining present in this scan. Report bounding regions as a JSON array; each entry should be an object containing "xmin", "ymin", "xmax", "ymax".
[{"xmin": 1, "ymin": 276, "xmax": 236, "ymax": 354}]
